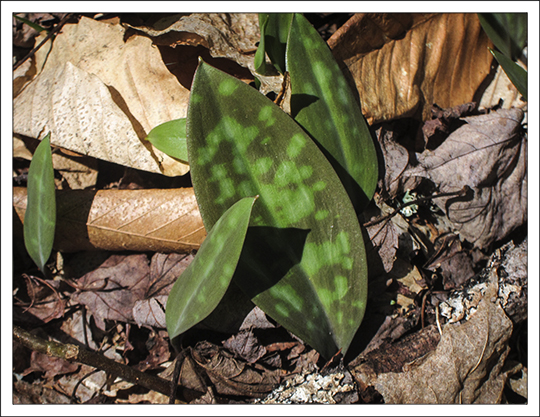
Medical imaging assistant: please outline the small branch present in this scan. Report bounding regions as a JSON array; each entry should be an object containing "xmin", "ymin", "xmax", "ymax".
[
  {"xmin": 363, "ymin": 186, "xmax": 470, "ymax": 228},
  {"xmin": 13, "ymin": 326, "xmax": 183, "ymax": 402},
  {"xmin": 13, "ymin": 13, "xmax": 73, "ymax": 71}
]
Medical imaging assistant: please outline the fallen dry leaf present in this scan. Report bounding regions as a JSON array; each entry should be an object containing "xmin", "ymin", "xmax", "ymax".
[
  {"xmin": 14, "ymin": 16, "xmax": 190, "ymax": 176},
  {"xmin": 72, "ymin": 252, "xmax": 193, "ymax": 330},
  {"xmin": 328, "ymin": 13, "xmax": 494, "ymax": 124},
  {"xmin": 369, "ymin": 273, "xmax": 513, "ymax": 403},
  {"xmin": 13, "ymin": 187, "xmax": 205, "ymax": 253},
  {"xmin": 406, "ymin": 107, "xmax": 526, "ymax": 249}
]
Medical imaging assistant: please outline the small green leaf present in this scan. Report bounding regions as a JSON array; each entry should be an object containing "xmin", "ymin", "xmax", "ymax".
[
  {"xmin": 254, "ymin": 14, "xmax": 269, "ymax": 74},
  {"xmin": 478, "ymin": 13, "xmax": 527, "ymax": 61},
  {"xmin": 145, "ymin": 118, "xmax": 189, "ymax": 163},
  {"xmin": 187, "ymin": 60, "xmax": 368, "ymax": 359},
  {"xmin": 256, "ymin": 13, "xmax": 293, "ymax": 75},
  {"xmin": 490, "ymin": 48, "xmax": 527, "ymax": 101},
  {"xmin": 14, "ymin": 15, "xmax": 47, "ymax": 33},
  {"xmin": 166, "ymin": 196, "xmax": 257, "ymax": 343},
  {"xmin": 286, "ymin": 13, "xmax": 378, "ymax": 212},
  {"xmin": 24, "ymin": 133, "xmax": 56, "ymax": 272}
]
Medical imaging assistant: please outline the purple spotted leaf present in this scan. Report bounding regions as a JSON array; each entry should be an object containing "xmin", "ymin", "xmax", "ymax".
[
  {"xmin": 286, "ymin": 13, "xmax": 379, "ymax": 212},
  {"xmin": 187, "ymin": 60, "xmax": 368, "ymax": 359},
  {"xmin": 166, "ymin": 196, "xmax": 257, "ymax": 343}
]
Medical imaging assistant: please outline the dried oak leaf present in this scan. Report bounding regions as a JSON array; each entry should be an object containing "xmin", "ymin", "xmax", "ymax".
[
  {"xmin": 13, "ymin": 187, "xmax": 206, "ymax": 253},
  {"xmin": 371, "ymin": 274, "xmax": 513, "ymax": 404},
  {"xmin": 406, "ymin": 107, "xmax": 526, "ymax": 249},
  {"xmin": 72, "ymin": 252, "xmax": 193, "ymax": 330},
  {"xmin": 328, "ymin": 13, "xmax": 494, "ymax": 124},
  {"xmin": 14, "ymin": 16, "xmax": 190, "ymax": 176}
]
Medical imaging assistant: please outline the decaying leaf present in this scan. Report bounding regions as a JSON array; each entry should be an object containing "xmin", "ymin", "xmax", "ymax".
[
  {"xmin": 370, "ymin": 272, "xmax": 513, "ymax": 404},
  {"xmin": 72, "ymin": 252, "xmax": 193, "ymax": 330},
  {"xmin": 328, "ymin": 13, "xmax": 494, "ymax": 124},
  {"xmin": 406, "ymin": 107, "xmax": 526, "ymax": 249},
  {"xmin": 191, "ymin": 341, "xmax": 283, "ymax": 397},
  {"xmin": 13, "ymin": 187, "xmax": 205, "ymax": 253},
  {"xmin": 14, "ymin": 16, "xmax": 190, "ymax": 176}
]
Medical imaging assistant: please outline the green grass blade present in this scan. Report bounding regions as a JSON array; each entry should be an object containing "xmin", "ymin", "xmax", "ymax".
[
  {"xmin": 145, "ymin": 118, "xmax": 189, "ymax": 163},
  {"xmin": 478, "ymin": 13, "xmax": 527, "ymax": 61},
  {"xmin": 490, "ymin": 48, "xmax": 528, "ymax": 101},
  {"xmin": 24, "ymin": 133, "xmax": 56, "ymax": 272},
  {"xmin": 187, "ymin": 60, "xmax": 368, "ymax": 358},
  {"xmin": 254, "ymin": 13, "xmax": 269, "ymax": 74},
  {"xmin": 255, "ymin": 13, "xmax": 293, "ymax": 75},
  {"xmin": 14, "ymin": 15, "xmax": 48, "ymax": 33},
  {"xmin": 166, "ymin": 196, "xmax": 257, "ymax": 343},
  {"xmin": 286, "ymin": 13, "xmax": 379, "ymax": 212}
]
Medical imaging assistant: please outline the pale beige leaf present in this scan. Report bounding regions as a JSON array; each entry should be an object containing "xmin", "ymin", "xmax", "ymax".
[
  {"xmin": 13, "ymin": 187, "xmax": 206, "ymax": 253},
  {"xmin": 14, "ymin": 16, "xmax": 190, "ymax": 176},
  {"xmin": 329, "ymin": 13, "xmax": 494, "ymax": 124},
  {"xmin": 14, "ymin": 62, "xmax": 164, "ymax": 174}
]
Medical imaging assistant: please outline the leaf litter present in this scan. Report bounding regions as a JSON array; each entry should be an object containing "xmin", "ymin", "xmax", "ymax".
[{"xmin": 13, "ymin": 12, "xmax": 528, "ymax": 404}]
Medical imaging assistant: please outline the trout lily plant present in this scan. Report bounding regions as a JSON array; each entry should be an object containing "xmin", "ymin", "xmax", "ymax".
[{"xmin": 163, "ymin": 13, "xmax": 378, "ymax": 359}]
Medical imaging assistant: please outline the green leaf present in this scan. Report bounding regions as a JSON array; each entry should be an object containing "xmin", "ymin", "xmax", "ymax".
[
  {"xmin": 286, "ymin": 13, "xmax": 378, "ymax": 212},
  {"xmin": 478, "ymin": 13, "xmax": 527, "ymax": 61},
  {"xmin": 254, "ymin": 14, "xmax": 269, "ymax": 74},
  {"xmin": 24, "ymin": 133, "xmax": 56, "ymax": 272},
  {"xmin": 145, "ymin": 118, "xmax": 189, "ymax": 163},
  {"xmin": 187, "ymin": 60, "xmax": 368, "ymax": 359},
  {"xmin": 166, "ymin": 196, "xmax": 257, "ymax": 343},
  {"xmin": 14, "ymin": 15, "xmax": 47, "ymax": 33},
  {"xmin": 490, "ymin": 48, "xmax": 527, "ymax": 101},
  {"xmin": 256, "ymin": 13, "xmax": 293, "ymax": 75}
]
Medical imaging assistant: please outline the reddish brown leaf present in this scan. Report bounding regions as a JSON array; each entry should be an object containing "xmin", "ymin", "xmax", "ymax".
[{"xmin": 328, "ymin": 13, "xmax": 494, "ymax": 124}]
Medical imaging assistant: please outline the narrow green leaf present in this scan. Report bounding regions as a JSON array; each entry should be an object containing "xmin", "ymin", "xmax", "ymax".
[
  {"xmin": 478, "ymin": 13, "xmax": 527, "ymax": 61},
  {"xmin": 256, "ymin": 13, "xmax": 293, "ymax": 75},
  {"xmin": 490, "ymin": 48, "xmax": 527, "ymax": 101},
  {"xmin": 286, "ymin": 13, "xmax": 378, "ymax": 212},
  {"xmin": 14, "ymin": 15, "xmax": 47, "ymax": 33},
  {"xmin": 254, "ymin": 14, "xmax": 269, "ymax": 74},
  {"xmin": 145, "ymin": 118, "xmax": 189, "ymax": 163},
  {"xmin": 187, "ymin": 60, "xmax": 368, "ymax": 358},
  {"xmin": 24, "ymin": 133, "xmax": 56, "ymax": 272},
  {"xmin": 166, "ymin": 196, "xmax": 257, "ymax": 342}
]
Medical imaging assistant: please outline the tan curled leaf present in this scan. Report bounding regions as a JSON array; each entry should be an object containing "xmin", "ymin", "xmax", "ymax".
[
  {"xmin": 372, "ymin": 275, "xmax": 513, "ymax": 404},
  {"xmin": 13, "ymin": 187, "xmax": 206, "ymax": 253},
  {"xmin": 126, "ymin": 13, "xmax": 282, "ymax": 96},
  {"xmin": 406, "ymin": 108, "xmax": 526, "ymax": 249},
  {"xmin": 14, "ymin": 16, "xmax": 190, "ymax": 176},
  {"xmin": 328, "ymin": 13, "xmax": 494, "ymax": 124}
]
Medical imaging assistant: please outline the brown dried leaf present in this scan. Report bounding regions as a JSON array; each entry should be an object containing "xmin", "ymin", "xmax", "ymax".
[
  {"xmin": 72, "ymin": 252, "xmax": 193, "ymax": 330},
  {"xmin": 371, "ymin": 275, "xmax": 513, "ymax": 404},
  {"xmin": 13, "ymin": 187, "xmax": 206, "ymax": 253},
  {"xmin": 14, "ymin": 16, "xmax": 190, "ymax": 176},
  {"xmin": 407, "ymin": 108, "xmax": 526, "ymax": 248},
  {"xmin": 329, "ymin": 13, "xmax": 494, "ymax": 124},
  {"xmin": 191, "ymin": 341, "xmax": 283, "ymax": 397},
  {"xmin": 23, "ymin": 351, "xmax": 79, "ymax": 380}
]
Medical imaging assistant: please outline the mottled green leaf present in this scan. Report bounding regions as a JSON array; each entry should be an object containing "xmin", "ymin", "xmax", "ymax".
[
  {"xmin": 24, "ymin": 133, "xmax": 56, "ymax": 272},
  {"xmin": 145, "ymin": 118, "xmax": 188, "ymax": 163},
  {"xmin": 166, "ymin": 196, "xmax": 257, "ymax": 342},
  {"xmin": 255, "ymin": 13, "xmax": 293, "ymax": 75},
  {"xmin": 490, "ymin": 48, "xmax": 528, "ymax": 101},
  {"xmin": 478, "ymin": 13, "xmax": 527, "ymax": 61},
  {"xmin": 286, "ymin": 13, "xmax": 378, "ymax": 212},
  {"xmin": 187, "ymin": 60, "xmax": 368, "ymax": 358}
]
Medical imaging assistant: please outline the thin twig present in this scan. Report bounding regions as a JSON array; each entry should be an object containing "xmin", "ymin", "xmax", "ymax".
[
  {"xmin": 362, "ymin": 186, "xmax": 470, "ymax": 228},
  {"xmin": 13, "ymin": 13, "xmax": 73, "ymax": 71}
]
